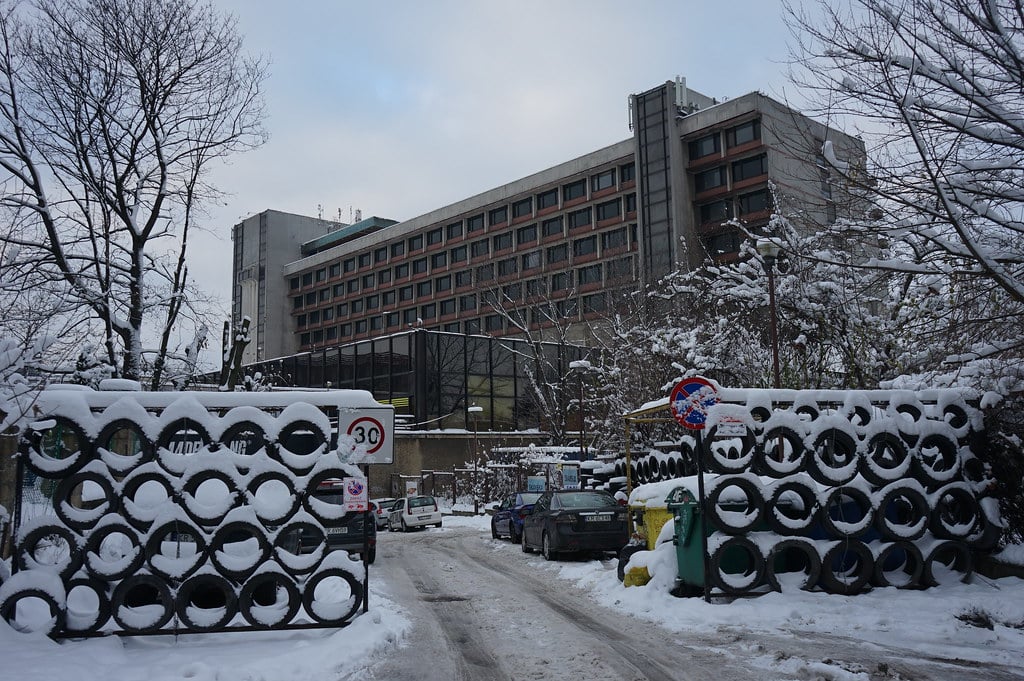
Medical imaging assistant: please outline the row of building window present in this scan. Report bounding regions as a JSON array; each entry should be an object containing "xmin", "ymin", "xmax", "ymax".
[
  {"xmin": 288, "ymin": 171, "xmax": 636, "ymax": 291},
  {"xmin": 295, "ymin": 256, "xmax": 635, "ymax": 331},
  {"xmin": 697, "ymin": 187, "xmax": 772, "ymax": 225},
  {"xmin": 290, "ymin": 194, "xmax": 636, "ymax": 292},
  {"xmin": 688, "ymin": 119, "xmax": 762, "ymax": 161},
  {"xmin": 291, "ymin": 225, "xmax": 636, "ymax": 310},
  {"xmin": 298, "ymin": 291, "xmax": 617, "ymax": 348}
]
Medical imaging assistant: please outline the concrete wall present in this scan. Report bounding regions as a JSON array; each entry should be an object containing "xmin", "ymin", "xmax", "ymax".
[
  {"xmin": 364, "ymin": 431, "xmax": 550, "ymax": 500},
  {"xmin": 233, "ymin": 210, "xmax": 343, "ymax": 362}
]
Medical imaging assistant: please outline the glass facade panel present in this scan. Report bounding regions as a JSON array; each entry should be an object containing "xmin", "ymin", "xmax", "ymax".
[{"xmin": 233, "ymin": 330, "xmax": 589, "ymax": 433}]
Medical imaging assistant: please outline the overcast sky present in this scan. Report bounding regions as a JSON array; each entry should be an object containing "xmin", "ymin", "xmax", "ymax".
[{"xmin": 193, "ymin": 0, "xmax": 800, "ymax": 324}]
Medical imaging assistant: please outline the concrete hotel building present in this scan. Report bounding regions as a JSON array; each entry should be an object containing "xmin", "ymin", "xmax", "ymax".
[{"xmin": 232, "ymin": 79, "xmax": 864, "ymax": 366}]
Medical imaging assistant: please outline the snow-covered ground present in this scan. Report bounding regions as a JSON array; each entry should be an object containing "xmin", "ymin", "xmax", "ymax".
[{"xmin": 3, "ymin": 513, "xmax": 1023, "ymax": 680}]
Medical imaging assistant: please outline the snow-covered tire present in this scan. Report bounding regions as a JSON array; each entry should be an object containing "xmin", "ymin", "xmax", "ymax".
[
  {"xmin": 709, "ymin": 536, "xmax": 765, "ymax": 595},
  {"xmin": 874, "ymin": 483, "xmax": 928, "ymax": 541},
  {"xmin": 818, "ymin": 485, "xmax": 874, "ymax": 539},
  {"xmin": 23, "ymin": 417, "xmax": 90, "ymax": 479},
  {"xmin": 928, "ymin": 484, "xmax": 982, "ymax": 540},
  {"xmin": 96, "ymin": 419, "xmax": 154, "ymax": 475},
  {"xmin": 301, "ymin": 567, "xmax": 362, "ymax": 625},
  {"xmin": 120, "ymin": 468, "xmax": 175, "ymax": 531},
  {"xmin": 0, "ymin": 574, "xmax": 66, "ymax": 636},
  {"xmin": 272, "ymin": 521, "xmax": 324, "ymax": 577},
  {"xmin": 871, "ymin": 541, "xmax": 923, "ymax": 589},
  {"xmin": 921, "ymin": 540, "xmax": 973, "ymax": 586},
  {"xmin": 764, "ymin": 479, "xmax": 818, "ymax": 536},
  {"xmin": 155, "ymin": 418, "xmax": 211, "ymax": 457},
  {"xmin": 175, "ymin": 572, "xmax": 238, "ymax": 632},
  {"xmin": 179, "ymin": 468, "xmax": 242, "ymax": 528},
  {"xmin": 144, "ymin": 519, "xmax": 208, "ymax": 581},
  {"xmin": 238, "ymin": 570, "xmax": 300, "ymax": 628},
  {"xmin": 706, "ymin": 476, "xmax": 764, "ymax": 535},
  {"xmin": 209, "ymin": 521, "xmax": 272, "ymax": 582},
  {"xmin": 111, "ymin": 573, "xmax": 175, "ymax": 633},
  {"xmin": 806, "ymin": 428, "xmax": 859, "ymax": 486},
  {"xmin": 63, "ymin": 575, "xmax": 111, "ymax": 635},
  {"xmin": 818, "ymin": 540, "xmax": 873, "ymax": 595},
  {"xmin": 17, "ymin": 523, "xmax": 81, "ymax": 581},
  {"xmin": 702, "ymin": 425, "xmax": 757, "ymax": 474},
  {"xmin": 913, "ymin": 432, "xmax": 962, "ymax": 486},
  {"xmin": 54, "ymin": 470, "xmax": 117, "ymax": 531},
  {"xmin": 274, "ymin": 419, "xmax": 329, "ymax": 475},
  {"xmin": 860, "ymin": 432, "xmax": 911, "ymax": 486},
  {"xmin": 247, "ymin": 469, "xmax": 301, "ymax": 526},
  {"xmin": 765, "ymin": 538, "xmax": 820, "ymax": 592},
  {"xmin": 753, "ymin": 426, "xmax": 805, "ymax": 478},
  {"xmin": 83, "ymin": 520, "xmax": 145, "ymax": 582}
]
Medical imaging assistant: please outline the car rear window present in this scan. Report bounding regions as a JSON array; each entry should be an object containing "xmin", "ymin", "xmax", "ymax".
[
  {"xmin": 408, "ymin": 496, "xmax": 435, "ymax": 509},
  {"xmin": 555, "ymin": 492, "xmax": 615, "ymax": 508},
  {"xmin": 313, "ymin": 491, "xmax": 344, "ymax": 505}
]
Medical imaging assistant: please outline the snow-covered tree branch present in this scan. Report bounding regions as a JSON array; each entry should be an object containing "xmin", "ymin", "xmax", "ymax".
[
  {"xmin": 785, "ymin": 0, "xmax": 1024, "ymax": 375},
  {"xmin": 0, "ymin": 0, "xmax": 266, "ymax": 386}
]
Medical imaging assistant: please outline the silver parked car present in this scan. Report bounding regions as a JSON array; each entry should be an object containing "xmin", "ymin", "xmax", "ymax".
[{"xmin": 387, "ymin": 495, "xmax": 442, "ymax": 531}]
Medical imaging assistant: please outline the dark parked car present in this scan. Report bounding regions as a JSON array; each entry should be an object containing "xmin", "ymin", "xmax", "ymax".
[
  {"xmin": 521, "ymin": 490, "xmax": 628, "ymax": 561},
  {"xmin": 299, "ymin": 481, "xmax": 377, "ymax": 564},
  {"xmin": 491, "ymin": 492, "xmax": 541, "ymax": 542}
]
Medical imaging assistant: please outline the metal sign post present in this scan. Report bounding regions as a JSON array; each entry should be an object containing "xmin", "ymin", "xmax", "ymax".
[
  {"xmin": 362, "ymin": 463, "xmax": 370, "ymax": 613},
  {"xmin": 669, "ymin": 377, "xmax": 719, "ymax": 604}
]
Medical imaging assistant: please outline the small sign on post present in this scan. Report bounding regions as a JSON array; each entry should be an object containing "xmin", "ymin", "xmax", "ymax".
[{"xmin": 343, "ymin": 477, "xmax": 368, "ymax": 511}]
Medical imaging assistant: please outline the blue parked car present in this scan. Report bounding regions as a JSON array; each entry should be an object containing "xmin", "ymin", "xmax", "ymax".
[{"xmin": 491, "ymin": 492, "xmax": 541, "ymax": 543}]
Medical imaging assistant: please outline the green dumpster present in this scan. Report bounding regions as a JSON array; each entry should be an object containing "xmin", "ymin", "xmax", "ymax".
[
  {"xmin": 666, "ymin": 485, "xmax": 768, "ymax": 596},
  {"xmin": 666, "ymin": 487, "xmax": 706, "ymax": 589}
]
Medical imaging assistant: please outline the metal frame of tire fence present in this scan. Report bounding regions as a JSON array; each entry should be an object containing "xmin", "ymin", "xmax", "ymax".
[
  {"xmin": 0, "ymin": 389, "xmax": 392, "ymax": 637},
  {"xmin": 617, "ymin": 389, "xmax": 998, "ymax": 599}
]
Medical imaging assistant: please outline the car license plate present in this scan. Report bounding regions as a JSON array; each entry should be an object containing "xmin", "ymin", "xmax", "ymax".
[
  {"xmin": 327, "ymin": 527, "xmax": 348, "ymax": 535},
  {"xmin": 582, "ymin": 513, "xmax": 613, "ymax": 523},
  {"xmin": 417, "ymin": 515, "xmax": 431, "ymax": 520}
]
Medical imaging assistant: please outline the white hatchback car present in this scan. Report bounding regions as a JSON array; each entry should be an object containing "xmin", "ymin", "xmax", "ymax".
[
  {"xmin": 370, "ymin": 497, "xmax": 398, "ymax": 529},
  {"xmin": 387, "ymin": 495, "xmax": 443, "ymax": 531}
]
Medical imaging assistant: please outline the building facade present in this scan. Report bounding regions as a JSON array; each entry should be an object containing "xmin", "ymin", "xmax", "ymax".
[
  {"xmin": 231, "ymin": 210, "xmax": 348, "ymax": 362},
  {"xmin": 232, "ymin": 80, "xmax": 865, "ymax": 363}
]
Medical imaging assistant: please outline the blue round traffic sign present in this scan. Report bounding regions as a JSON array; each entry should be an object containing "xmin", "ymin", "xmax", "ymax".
[{"xmin": 669, "ymin": 377, "xmax": 719, "ymax": 430}]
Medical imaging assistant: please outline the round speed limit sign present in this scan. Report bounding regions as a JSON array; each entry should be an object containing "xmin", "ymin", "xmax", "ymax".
[{"xmin": 347, "ymin": 417, "xmax": 385, "ymax": 454}]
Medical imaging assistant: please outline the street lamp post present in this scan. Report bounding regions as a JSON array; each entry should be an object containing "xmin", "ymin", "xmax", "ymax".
[
  {"xmin": 468, "ymin": 404, "xmax": 483, "ymax": 514},
  {"xmin": 568, "ymin": 359, "xmax": 589, "ymax": 461},
  {"xmin": 756, "ymin": 239, "xmax": 782, "ymax": 390}
]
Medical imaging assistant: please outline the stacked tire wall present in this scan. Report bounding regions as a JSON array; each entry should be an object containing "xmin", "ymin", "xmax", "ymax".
[
  {"xmin": 624, "ymin": 390, "xmax": 999, "ymax": 596},
  {"xmin": 0, "ymin": 391, "xmax": 369, "ymax": 637}
]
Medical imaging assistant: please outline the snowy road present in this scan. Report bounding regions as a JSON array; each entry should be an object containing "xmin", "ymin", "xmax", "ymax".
[{"xmin": 353, "ymin": 522, "xmax": 1024, "ymax": 681}]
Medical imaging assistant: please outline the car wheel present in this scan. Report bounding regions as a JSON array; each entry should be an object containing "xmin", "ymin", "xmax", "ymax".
[
  {"xmin": 366, "ymin": 546, "xmax": 376, "ymax": 565},
  {"xmin": 542, "ymin": 532, "xmax": 558, "ymax": 561},
  {"xmin": 491, "ymin": 521, "xmax": 498, "ymax": 539},
  {"xmin": 521, "ymin": 529, "xmax": 533, "ymax": 553},
  {"xmin": 435, "ymin": 520, "xmax": 442, "ymax": 528},
  {"xmin": 401, "ymin": 518, "xmax": 408, "ymax": 533},
  {"xmin": 509, "ymin": 525, "xmax": 519, "ymax": 544}
]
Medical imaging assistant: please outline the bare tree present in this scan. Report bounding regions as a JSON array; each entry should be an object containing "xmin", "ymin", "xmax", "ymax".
[
  {"xmin": 487, "ymin": 283, "xmax": 592, "ymax": 447},
  {"xmin": 785, "ymin": 0, "xmax": 1024, "ymax": 370},
  {"xmin": 0, "ymin": 0, "xmax": 266, "ymax": 387}
]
